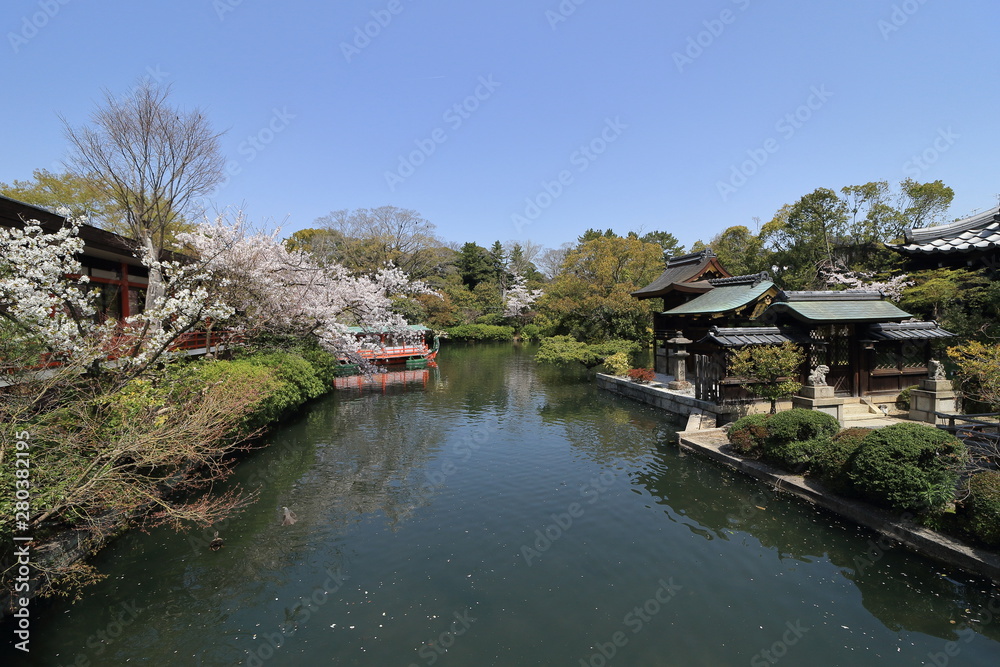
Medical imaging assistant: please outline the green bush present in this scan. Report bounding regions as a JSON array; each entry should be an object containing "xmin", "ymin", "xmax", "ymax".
[
  {"xmin": 896, "ymin": 385, "xmax": 919, "ymax": 411},
  {"xmin": 445, "ymin": 324, "xmax": 515, "ymax": 341},
  {"xmin": 811, "ymin": 427, "xmax": 872, "ymax": 492},
  {"xmin": 961, "ymin": 471, "xmax": 1000, "ymax": 546},
  {"xmin": 766, "ymin": 436, "xmax": 833, "ymax": 473},
  {"xmin": 726, "ymin": 413, "xmax": 771, "ymax": 458},
  {"xmin": 178, "ymin": 359, "xmax": 283, "ymax": 432},
  {"xmin": 520, "ymin": 323, "xmax": 542, "ymax": 341},
  {"xmin": 602, "ymin": 352, "xmax": 630, "ymax": 376},
  {"xmin": 300, "ymin": 348, "xmax": 342, "ymax": 386},
  {"xmin": 848, "ymin": 423, "xmax": 968, "ymax": 513},
  {"xmin": 474, "ymin": 313, "xmax": 508, "ymax": 326},
  {"xmin": 243, "ymin": 353, "xmax": 325, "ymax": 423},
  {"xmin": 764, "ymin": 409, "xmax": 840, "ymax": 448}
]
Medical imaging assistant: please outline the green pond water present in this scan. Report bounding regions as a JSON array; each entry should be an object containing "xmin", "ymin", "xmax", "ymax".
[{"xmin": 5, "ymin": 343, "xmax": 1000, "ymax": 666}]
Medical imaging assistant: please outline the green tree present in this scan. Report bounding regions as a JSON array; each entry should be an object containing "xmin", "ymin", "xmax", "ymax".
[
  {"xmin": 704, "ymin": 225, "xmax": 768, "ymax": 276},
  {"xmin": 947, "ymin": 341, "xmax": 1000, "ymax": 411},
  {"xmin": 761, "ymin": 188, "xmax": 848, "ymax": 289},
  {"xmin": 726, "ymin": 342, "xmax": 806, "ymax": 413},
  {"xmin": 537, "ymin": 235, "xmax": 663, "ymax": 341},
  {"xmin": 639, "ymin": 230, "xmax": 685, "ymax": 258},
  {"xmin": 456, "ymin": 242, "xmax": 493, "ymax": 289}
]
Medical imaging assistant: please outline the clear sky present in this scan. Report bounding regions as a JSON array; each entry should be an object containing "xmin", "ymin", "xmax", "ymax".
[{"xmin": 3, "ymin": 0, "xmax": 999, "ymax": 252}]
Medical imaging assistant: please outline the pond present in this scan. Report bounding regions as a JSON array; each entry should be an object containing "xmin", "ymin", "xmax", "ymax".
[{"xmin": 6, "ymin": 343, "xmax": 1000, "ymax": 666}]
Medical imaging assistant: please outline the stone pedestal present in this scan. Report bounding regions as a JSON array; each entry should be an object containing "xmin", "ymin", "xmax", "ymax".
[
  {"xmin": 792, "ymin": 385, "xmax": 845, "ymax": 424},
  {"xmin": 909, "ymin": 378, "xmax": 957, "ymax": 425}
]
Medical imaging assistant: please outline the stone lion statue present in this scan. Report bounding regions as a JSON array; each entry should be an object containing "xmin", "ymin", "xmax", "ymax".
[
  {"xmin": 928, "ymin": 359, "xmax": 946, "ymax": 380},
  {"xmin": 808, "ymin": 364, "xmax": 830, "ymax": 387}
]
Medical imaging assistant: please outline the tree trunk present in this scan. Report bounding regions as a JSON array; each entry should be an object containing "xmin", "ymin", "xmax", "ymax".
[{"xmin": 141, "ymin": 233, "xmax": 165, "ymax": 314}]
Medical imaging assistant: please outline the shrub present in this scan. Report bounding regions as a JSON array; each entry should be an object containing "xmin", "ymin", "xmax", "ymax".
[
  {"xmin": 766, "ymin": 436, "xmax": 833, "ymax": 473},
  {"xmin": 474, "ymin": 312, "xmax": 507, "ymax": 326},
  {"xmin": 627, "ymin": 368, "xmax": 656, "ymax": 383},
  {"xmin": 896, "ymin": 385, "xmax": 919, "ymax": 411},
  {"xmin": 243, "ymin": 353, "xmax": 325, "ymax": 424},
  {"xmin": 520, "ymin": 323, "xmax": 541, "ymax": 341},
  {"xmin": 961, "ymin": 471, "xmax": 1000, "ymax": 546},
  {"xmin": 179, "ymin": 359, "xmax": 283, "ymax": 432},
  {"xmin": 445, "ymin": 324, "xmax": 515, "ymax": 341},
  {"xmin": 300, "ymin": 348, "xmax": 342, "ymax": 386},
  {"xmin": 764, "ymin": 409, "xmax": 840, "ymax": 448},
  {"xmin": 811, "ymin": 427, "xmax": 872, "ymax": 492},
  {"xmin": 848, "ymin": 423, "xmax": 968, "ymax": 513},
  {"xmin": 726, "ymin": 413, "xmax": 771, "ymax": 458},
  {"xmin": 602, "ymin": 352, "xmax": 630, "ymax": 376}
]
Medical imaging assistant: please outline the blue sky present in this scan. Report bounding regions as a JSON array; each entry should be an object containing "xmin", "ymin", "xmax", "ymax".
[{"xmin": 3, "ymin": 0, "xmax": 999, "ymax": 252}]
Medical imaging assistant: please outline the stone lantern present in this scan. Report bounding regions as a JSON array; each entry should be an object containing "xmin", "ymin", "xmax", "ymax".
[{"xmin": 666, "ymin": 330, "xmax": 693, "ymax": 393}]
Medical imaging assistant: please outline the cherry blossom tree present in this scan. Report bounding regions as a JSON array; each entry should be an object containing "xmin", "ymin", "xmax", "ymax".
[
  {"xmin": 177, "ymin": 210, "xmax": 433, "ymax": 354},
  {"xmin": 821, "ymin": 268, "xmax": 913, "ymax": 302},
  {"xmin": 502, "ymin": 274, "xmax": 543, "ymax": 318}
]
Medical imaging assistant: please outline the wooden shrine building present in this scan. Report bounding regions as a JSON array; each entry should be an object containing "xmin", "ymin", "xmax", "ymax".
[{"xmin": 633, "ymin": 250, "xmax": 954, "ymax": 404}]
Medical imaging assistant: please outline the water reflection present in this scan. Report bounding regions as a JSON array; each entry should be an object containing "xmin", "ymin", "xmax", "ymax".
[{"xmin": 635, "ymin": 448, "xmax": 1000, "ymax": 643}]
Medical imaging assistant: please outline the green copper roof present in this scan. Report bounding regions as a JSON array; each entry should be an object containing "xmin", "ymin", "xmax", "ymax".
[
  {"xmin": 663, "ymin": 281, "xmax": 775, "ymax": 315},
  {"xmin": 767, "ymin": 300, "xmax": 911, "ymax": 323}
]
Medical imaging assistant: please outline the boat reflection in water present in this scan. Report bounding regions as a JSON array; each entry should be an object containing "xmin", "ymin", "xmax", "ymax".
[{"xmin": 333, "ymin": 367, "xmax": 433, "ymax": 393}]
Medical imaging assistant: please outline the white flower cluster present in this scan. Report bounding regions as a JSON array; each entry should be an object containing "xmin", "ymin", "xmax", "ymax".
[
  {"xmin": 0, "ymin": 221, "xmax": 111, "ymax": 366},
  {"xmin": 821, "ymin": 268, "xmax": 913, "ymax": 302},
  {"xmin": 502, "ymin": 274, "xmax": 544, "ymax": 317},
  {"xmin": 178, "ymin": 212, "xmax": 433, "ymax": 354}
]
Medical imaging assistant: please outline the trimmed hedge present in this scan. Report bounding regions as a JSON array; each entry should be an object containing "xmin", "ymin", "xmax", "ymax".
[
  {"xmin": 726, "ymin": 413, "xmax": 770, "ymax": 458},
  {"xmin": 848, "ymin": 423, "xmax": 967, "ymax": 513},
  {"xmin": 764, "ymin": 409, "xmax": 840, "ymax": 448},
  {"xmin": 811, "ymin": 427, "xmax": 872, "ymax": 492},
  {"xmin": 759, "ymin": 409, "xmax": 840, "ymax": 471},
  {"xmin": 445, "ymin": 324, "xmax": 515, "ymax": 341},
  {"xmin": 961, "ymin": 471, "xmax": 1000, "ymax": 547}
]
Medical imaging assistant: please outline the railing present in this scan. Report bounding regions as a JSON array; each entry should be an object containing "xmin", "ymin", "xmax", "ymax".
[
  {"xmin": 355, "ymin": 344, "xmax": 429, "ymax": 360},
  {"xmin": 934, "ymin": 412, "xmax": 1000, "ymax": 462}
]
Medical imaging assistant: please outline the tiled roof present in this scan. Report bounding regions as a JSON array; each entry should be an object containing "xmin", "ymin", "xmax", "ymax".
[
  {"xmin": 887, "ymin": 206, "xmax": 1000, "ymax": 255},
  {"xmin": 663, "ymin": 281, "xmax": 775, "ymax": 315},
  {"xmin": 766, "ymin": 290, "xmax": 911, "ymax": 323},
  {"xmin": 865, "ymin": 321, "xmax": 955, "ymax": 341},
  {"xmin": 631, "ymin": 249, "xmax": 730, "ymax": 299},
  {"xmin": 700, "ymin": 326, "xmax": 812, "ymax": 347}
]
